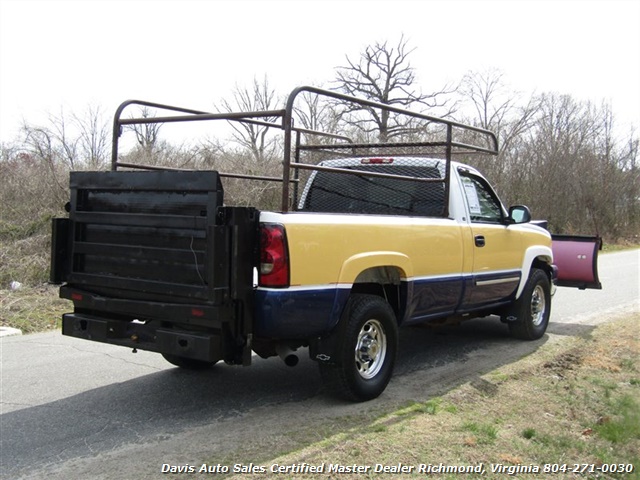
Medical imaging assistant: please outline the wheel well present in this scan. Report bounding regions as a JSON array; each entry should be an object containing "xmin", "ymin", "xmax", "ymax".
[
  {"xmin": 532, "ymin": 257, "xmax": 552, "ymax": 278},
  {"xmin": 350, "ymin": 266, "xmax": 406, "ymax": 321}
]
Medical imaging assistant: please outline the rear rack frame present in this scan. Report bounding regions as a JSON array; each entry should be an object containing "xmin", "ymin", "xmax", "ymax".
[{"xmin": 111, "ymin": 86, "xmax": 499, "ymax": 217}]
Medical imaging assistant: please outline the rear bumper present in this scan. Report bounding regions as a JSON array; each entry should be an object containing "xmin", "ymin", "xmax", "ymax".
[
  {"xmin": 59, "ymin": 285, "xmax": 232, "ymax": 328},
  {"xmin": 62, "ymin": 313, "xmax": 223, "ymax": 362},
  {"xmin": 59, "ymin": 285, "xmax": 242, "ymax": 363}
]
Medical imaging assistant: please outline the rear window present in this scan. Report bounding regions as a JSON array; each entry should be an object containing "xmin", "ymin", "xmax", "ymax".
[{"xmin": 299, "ymin": 165, "xmax": 445, "ymax": 216}]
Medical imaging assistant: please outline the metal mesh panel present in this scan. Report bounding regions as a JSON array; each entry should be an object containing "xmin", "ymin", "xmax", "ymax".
[{"xmin": 297, "ymin": 158, "xmax": 446, "ymax": 217}]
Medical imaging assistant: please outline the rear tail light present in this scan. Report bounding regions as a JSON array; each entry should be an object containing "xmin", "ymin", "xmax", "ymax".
[{"xmin": 259, "ymin": 224, "xmax": 289, "ymax": 287}]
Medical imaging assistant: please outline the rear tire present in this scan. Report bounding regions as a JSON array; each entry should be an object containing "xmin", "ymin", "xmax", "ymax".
[
  {"xmin": 505, "ymin": 268, "xmax": 551, "ymax": 340},
  {"xmin": 319, "ymin": 294, "xmax": 398, "ymax": 402},
  {"xmin": 162, "ymin": 354, "xmax": 217, "ymax": 370}
]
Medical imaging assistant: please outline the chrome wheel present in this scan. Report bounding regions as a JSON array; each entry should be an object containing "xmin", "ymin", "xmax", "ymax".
[
  {"xmin": 530, "ymin": 284, "xmax": 546, "ymax": 327},
  {"xmin": 506, "ymin": 268, "xmax": 551, "ymax": 341},
  {"xmin": 319, "ymin": 294, "xmax": 398, "ymax": 401},
  {"xmin": 355, "ymin": 319, "xmax": 387, "ymax": 380}
]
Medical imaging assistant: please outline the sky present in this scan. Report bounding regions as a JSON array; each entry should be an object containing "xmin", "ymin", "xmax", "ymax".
[{"xmin": 0, "ymin": 0, "xmax": 639, "ymax": 144}]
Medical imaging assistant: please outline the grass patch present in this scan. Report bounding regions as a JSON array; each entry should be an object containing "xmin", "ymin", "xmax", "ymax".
[
  {"xmin": 461, "ymin": 421, "xmax": 498, "ymax": 445},
  {"xmin": 594, "ymin": 394, "xmax": 640, "ymax": 443},
  {"xmin": 0, "ymin": 235, "xmax": 52, "ymax": 287},
  {"xmin": 397, "ymin": 398, "xmax": 442, "ymax": 416},
  {"xmin": 0, "ymin": 284, "xmax": 68, "ymax": 333}
]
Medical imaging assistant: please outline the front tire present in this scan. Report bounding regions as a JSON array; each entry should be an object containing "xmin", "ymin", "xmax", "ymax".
[
  {"xmin": 319, "ymin": 294, "xmax": 398, "ymax": 402},
  {"xmin": 505, "ymin": 268, "xmax": 551, "ymax": 340}
]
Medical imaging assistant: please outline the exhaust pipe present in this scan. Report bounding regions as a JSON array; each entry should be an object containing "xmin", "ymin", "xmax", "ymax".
[{"xmin": 276, "ymin": 345, "xmax": 299, "ymax": 367}]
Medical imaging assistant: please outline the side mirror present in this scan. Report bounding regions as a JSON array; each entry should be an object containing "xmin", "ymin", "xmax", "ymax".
[{"xmin": 508, "ymin": 205, "xmax": 531, "ymax": 224}]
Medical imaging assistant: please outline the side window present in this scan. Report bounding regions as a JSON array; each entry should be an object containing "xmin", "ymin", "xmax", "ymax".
[{"xmin": 459, "ymin": 171, "xmax": 503, "ymax": 223}]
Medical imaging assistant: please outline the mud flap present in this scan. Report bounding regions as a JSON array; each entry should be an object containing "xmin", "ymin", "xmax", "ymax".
[
  {"xmin": 551, "ymin": 235, "xmax": 602, "ymax": 290},
  {"xmin": 308, "ymin": 299, "xmax": 353, "ymax": 365}
]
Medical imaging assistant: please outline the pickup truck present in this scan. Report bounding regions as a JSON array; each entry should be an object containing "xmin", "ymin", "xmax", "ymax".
[{"xmin": 50, "ymin": 86, "xmax": 602, "ymax": 401}]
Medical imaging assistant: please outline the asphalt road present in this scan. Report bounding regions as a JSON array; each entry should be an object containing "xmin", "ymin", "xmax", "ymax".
[{"xmin": 1, "ymin": 249, "xmax": 638, "ymax": 479}]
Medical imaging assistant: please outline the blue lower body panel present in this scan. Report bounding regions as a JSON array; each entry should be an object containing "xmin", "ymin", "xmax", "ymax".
[
  {"xmin": 407, "ymin": 276, "xmax": 464, "ymax": 322},
  {"xmin": 254, "ymin": 287, "xmax": 350, "ymax": 339},
  {"xmin": 255, "ymin": 269, "xmax": 522, "ymax": 339}
]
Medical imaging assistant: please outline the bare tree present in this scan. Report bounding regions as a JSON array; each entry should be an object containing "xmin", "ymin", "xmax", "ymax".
[
  {"xmin": 127, "ymin": 106, "xmax": 162, "ymax": 159},
  {"xmin": 20, "ymin": 109, "xmax": 79, "ymax": 201},
  {"xmin": 620, "ymin": 129, "xmax": 639, "ymax": 235},
  {"xmin": 459, "ymin": 69, "xmax": 540, "ymax": 152},
  {"xmin": 333, "ymin": 35, "xmax": 455, "ymax": 141},
  {"xmin": 509, "ymin": 94, "xmax": 635, "ymax": 237},
  {"xmin": 21, "ymin": 106, "xmax": 110, "ymax": 170},
  {"xmin": 217, "ymin": 76, "xmax": 281, "ymax": 163},
  {"xmin": 22, "ymin": 108, "xmax": 78, "ymax": 170},
  {"xmin": 293, "ymin": 90, "xmax": 341, "ymax": 144},
  {"xmin": 74, "ymin": 105, "xmax": 109, "ymax": 169},
  {"xmin": 294, "ymin": 91, "xmax": 325, "ymax": 133},
  {"xmin": 454, "ymin": 70, "xmax": 640, "ymax": 241},
  {"xmin": 457, "ymin": 69, "xmax": 541, "ymax": 187}
]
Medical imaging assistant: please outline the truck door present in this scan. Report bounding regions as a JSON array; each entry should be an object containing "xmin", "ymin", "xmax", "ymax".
[{"xmin": 458, "ymin": 170, "xmax": 523, "ymax": 309}]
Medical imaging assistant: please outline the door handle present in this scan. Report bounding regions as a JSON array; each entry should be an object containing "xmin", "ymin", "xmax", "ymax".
[{"xmin": 475, "ymin": 235, "xmax": 486, "ymax": 247}]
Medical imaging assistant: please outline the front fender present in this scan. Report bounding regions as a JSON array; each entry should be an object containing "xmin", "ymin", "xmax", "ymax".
[{"xmin": 516, "ymin": 245, "xmax": 553, "ymax": 299}]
